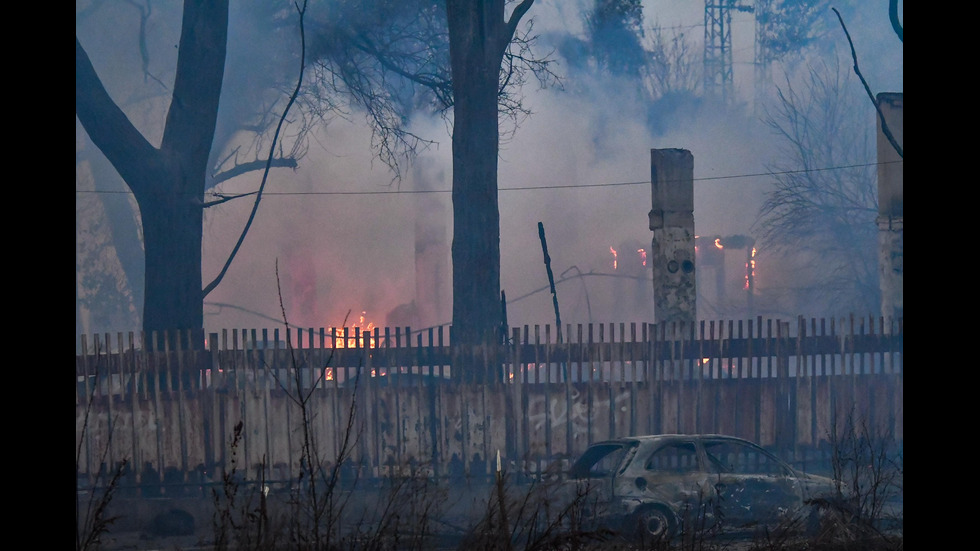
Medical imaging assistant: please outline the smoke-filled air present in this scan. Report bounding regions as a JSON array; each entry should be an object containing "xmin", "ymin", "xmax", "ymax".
[{"xmin": 76, "ymin": 0, "xmax": 903, "ymax": 343}]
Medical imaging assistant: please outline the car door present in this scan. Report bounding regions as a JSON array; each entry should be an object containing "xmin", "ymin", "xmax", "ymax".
[
  {"xmin": 638, "ymin": 439, "xmax": 715, "ymax": 521},
  {"xmin": 566, "ymin": 441, "xmax": 637, "ymax": 520},
  {"xmin": 700, "ymin": 438, "xmax": 805, "ymax": 530}
]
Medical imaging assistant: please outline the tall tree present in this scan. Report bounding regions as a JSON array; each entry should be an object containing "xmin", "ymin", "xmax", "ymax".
[
  {"xmin": 76, "ymin": 1, "xmax": 229, "ymax": 344},
  {"xmin": 445, "ymin": 0, "xmax": 537, "ymax": 346}
]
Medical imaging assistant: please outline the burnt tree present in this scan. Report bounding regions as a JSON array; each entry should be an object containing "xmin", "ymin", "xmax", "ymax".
[
  {"xmin": 76, "ymin": 2, "xmax": 228, "ymax": 345},
  {"xmin": 447, "ymin": 0, "xmax": 535, "ymax": 346}
]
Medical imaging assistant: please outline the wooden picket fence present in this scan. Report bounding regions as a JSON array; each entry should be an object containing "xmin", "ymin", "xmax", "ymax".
[{"xmin": 75, "ymin": 315, "xmax": 902, "ymax": 492}]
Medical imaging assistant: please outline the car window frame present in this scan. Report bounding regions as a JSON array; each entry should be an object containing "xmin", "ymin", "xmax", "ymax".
[
  {"xmin": 642, "ymin": 438, "xmax": 702, "ymax": 474},
  {"xmin": 701, "ymin": 437, "xmax": 795, "ymax": 477},
  {"xmin": 568, "ymin": 441, "xmax": 638, "ymax": 479}
]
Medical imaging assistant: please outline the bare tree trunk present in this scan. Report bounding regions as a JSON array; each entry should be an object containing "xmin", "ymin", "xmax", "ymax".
[
  {"xmin": 76, "ymin": 1, "xmax": 228, "ymax": 346},
  {"xmin": 141, "ymin": 188, "xmax": 205, "ymax": 343},
  {"xmin": 449, "ymin": 64, "xmax": 501, "ymax": 347},
  {"xmin": 446, "ymin": 0, "xmax": 533, "ymax": 347}
]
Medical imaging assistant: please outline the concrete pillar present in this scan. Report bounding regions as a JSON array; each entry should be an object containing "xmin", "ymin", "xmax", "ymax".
[
  {"xmin": 876, "ymin": 93, "xmax": 903, "ymax": 322},
  {"xmin": 649, "ymin": 149, "xmax": 696, "ymax": 326}
]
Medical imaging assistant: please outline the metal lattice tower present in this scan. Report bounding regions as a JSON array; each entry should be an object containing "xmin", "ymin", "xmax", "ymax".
[{"xmin": 703, "ymin": 0, "xmax": 753, "ymax": 104}]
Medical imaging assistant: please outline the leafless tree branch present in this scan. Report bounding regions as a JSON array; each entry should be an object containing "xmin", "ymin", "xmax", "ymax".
[
  {"xmin": 889, "ymin": 0, "xmax": 903, "ymax": 42},
  {"xmin": 646, "ymin": 22, "xmax": 701, "ymax": 98},
  {"xmin": 209, "ymin": 157, "xmax": 299, "ymax": 189},
  {"xmin": 202, "ymin": 190, "xmax": 258, "ymax": 209},
  {"xmin": 832, "ymin": 7, "xmax": 903, "ymax": 159},
  {"xmin": 305, "ymin": 1, "xmax": 450, "ymax": 181},
  {"xmin": 204, "ymin": 0, "xmax": 309, "ymax": 298},
  {"xmin": 498, "ymin": 19, "xmax": 561, "ymax": 145}
]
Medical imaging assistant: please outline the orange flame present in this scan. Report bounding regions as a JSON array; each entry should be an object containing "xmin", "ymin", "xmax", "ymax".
[
  {"xmin": 330, "ymin": 311, "xmax": 377, "ymax": 348},
  {"xmin": 610, "ymin": 246, "xmax": 618, "ymax": 270}
]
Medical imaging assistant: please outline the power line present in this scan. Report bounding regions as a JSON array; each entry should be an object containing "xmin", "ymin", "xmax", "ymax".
[{"xmin": 75, "ymin": 160, "xmax": 899, "ymax": 197}]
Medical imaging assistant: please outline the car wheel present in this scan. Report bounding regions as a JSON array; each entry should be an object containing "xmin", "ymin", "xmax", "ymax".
[{"xmin": 631, "ymin": 505, "xmax": 677, "ymax": 542}]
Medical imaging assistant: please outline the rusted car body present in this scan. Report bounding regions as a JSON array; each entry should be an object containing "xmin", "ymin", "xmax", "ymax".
[{"xmin": 564, "ymin": 434, "xmax": 837, "ymax": 541}]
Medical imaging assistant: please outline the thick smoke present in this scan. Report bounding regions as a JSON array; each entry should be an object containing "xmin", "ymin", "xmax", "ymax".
[{"xmin": 76, "ymin": 1, "xmax": 902, "ymax": 341}]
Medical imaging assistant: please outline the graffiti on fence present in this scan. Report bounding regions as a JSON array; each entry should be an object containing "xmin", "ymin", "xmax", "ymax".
[{"xmin": 527, "ymin": 388, "xmax": 631, "ymax": 440}]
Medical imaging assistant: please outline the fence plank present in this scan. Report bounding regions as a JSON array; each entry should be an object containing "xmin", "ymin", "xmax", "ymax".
[
  {"xmin": 628, "ymin": 323, "xmax": 638, "ymax": 436},
  {"xmin": 75, "ymin": 335, "xmax": 92, "ymax": 485},
  {"xmin": 510, "ymin": 327, "xmax": 524, "ymax": 469},
  {"xmin": 544, "ymin": 324, "xmax": 552, "ymax": 461},
  {"xmin": 565, "ymin": 323, "xmax": 574, "ymax": 453}
]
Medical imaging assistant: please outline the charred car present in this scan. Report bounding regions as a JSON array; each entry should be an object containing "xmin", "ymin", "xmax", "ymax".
[{"xmin": 564, "ymin": 434, "xmax": 837, "ymax": 541}]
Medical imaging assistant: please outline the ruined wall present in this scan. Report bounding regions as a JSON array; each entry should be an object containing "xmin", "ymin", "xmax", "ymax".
[{"xmin": 649, "ymin": 149, "xmax": 696, "ymax": 326}]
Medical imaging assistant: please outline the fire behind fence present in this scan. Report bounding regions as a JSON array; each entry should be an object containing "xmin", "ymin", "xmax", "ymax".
[{"xmin": 76, "ymin": 315, "xmax": 902, "ymax": 494}]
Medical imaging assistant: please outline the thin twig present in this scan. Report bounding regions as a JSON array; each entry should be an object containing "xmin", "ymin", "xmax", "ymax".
[
  {"xmin": 204, "ymin": 0, "xmax": 310, "ymax": 297},
  {"xmin": 832, "ymin": 7, "xmax": 903, "ymax": 159}
]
